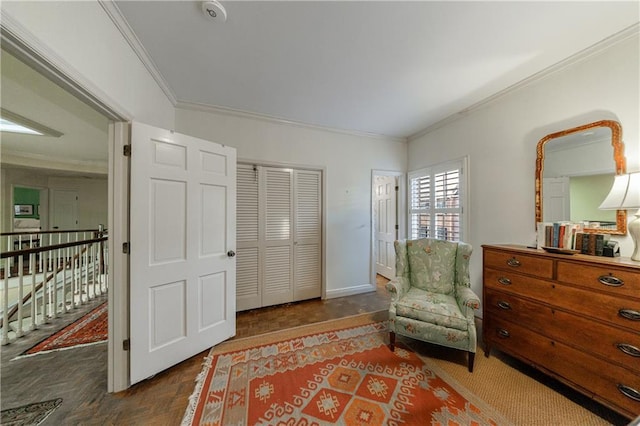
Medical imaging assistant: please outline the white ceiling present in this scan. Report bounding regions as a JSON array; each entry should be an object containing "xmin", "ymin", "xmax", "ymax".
[
  {"xmin": 0, "ymin": 1, "xmax": 638, "ymax": 176},
  {"xmin": 115, "ymin": 1, "xmax": 640, "ymax": 139}
]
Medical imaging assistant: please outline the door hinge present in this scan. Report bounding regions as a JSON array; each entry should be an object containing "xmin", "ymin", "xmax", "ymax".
[
  {"xmin": 123, "ymin": 339, "xmax": 130, "ymax": 351},
  {"xmin": 123, "ymin": 144, "xmax": 132, "ymax": 156},
  {"xmin": 395, "ymin": 186, "xmax": 399, "ymax": 191},
  {"xmin": 122, "ymin": 242, "xmax": 130, "ymax": 254},
  {"xmin": 395, "ymin": 224, "xmax": 399, "ymax": 230}
]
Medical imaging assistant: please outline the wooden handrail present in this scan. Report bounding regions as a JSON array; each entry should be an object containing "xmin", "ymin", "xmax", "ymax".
[
  {"xmin": 0, "ymin": 237, "xmax": 107, "ymax": 259},
  {"xmin": 1, "ymin": 228, "xmax": 106, "ymax": 236}
]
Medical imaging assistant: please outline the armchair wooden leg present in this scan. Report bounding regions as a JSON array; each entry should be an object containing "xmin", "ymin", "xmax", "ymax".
[
  {"xmin": 468, "ymin": 352, "xmax": 475, "ymax": 373},
  {"xmin": 389, "ymin": 331, "xmax": 395, "ymax": 351}
]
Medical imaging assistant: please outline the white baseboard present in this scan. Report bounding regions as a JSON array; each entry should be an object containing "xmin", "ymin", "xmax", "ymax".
[{"xmin": 325, "ymin": 284, "xmax": 376, "ymax": 299}]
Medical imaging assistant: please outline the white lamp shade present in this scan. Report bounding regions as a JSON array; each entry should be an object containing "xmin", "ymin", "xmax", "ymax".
[
  {"xmin": 599, "ymin": 173, "xmax": 631, "ymax": 210},
  {"xmin": 622, "ymin": 171, "xmax": 640, "ymax": 209}
]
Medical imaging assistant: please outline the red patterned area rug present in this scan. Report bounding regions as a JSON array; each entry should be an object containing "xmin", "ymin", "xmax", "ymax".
[
  {"xmin": 182, "ymin": 320, "xmax": 512, "ymax": 426},
  {"xmin": 16, "ymin": 301, "xmax": 107, "ymax": 359}
]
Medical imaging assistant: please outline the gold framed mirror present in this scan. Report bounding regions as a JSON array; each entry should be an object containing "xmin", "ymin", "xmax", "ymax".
[{"xmin": 535, "ymin": 120, "xmax": 626, "ymax": 235}]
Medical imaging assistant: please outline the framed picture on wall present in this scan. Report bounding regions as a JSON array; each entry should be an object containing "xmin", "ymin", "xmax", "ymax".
[{"xmin": 14, "ymin": 204, "xmax": 33, "ymax": 216}]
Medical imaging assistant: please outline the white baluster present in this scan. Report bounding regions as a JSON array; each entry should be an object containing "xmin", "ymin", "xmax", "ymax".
[
  {"xmin": 2, "ymin": 258, "xmax": 10, "ymax": 344},
  {"xmin": 49, "ymin": 245, "xmax": 59, "ymax": 317},
  {"xmin": 39, "ymin": 251, "xmax": 47, "ymax": 325},
  {"xmin": 16, "ymin": 255, "xmax": 24, "ymax": 337},
  {"xmin": 30, "ymin": 253, "xmax": 37, "ymax": 331},
  {"xmin": 83, "ymin": 243, "xmax": 89, "ymax": 300}
]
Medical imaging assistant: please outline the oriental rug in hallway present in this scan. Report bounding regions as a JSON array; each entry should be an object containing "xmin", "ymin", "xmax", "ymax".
[
  {"xmin": 18, "ymin": 302, "xmax": 107, "ymax": 358},
  {"xmin": 0, "ymin": 398, "xmax": 62, "ymax": 426},
  {"xmin": 182, "ymin": 320, "xmax": 511, "ymax": 425}
]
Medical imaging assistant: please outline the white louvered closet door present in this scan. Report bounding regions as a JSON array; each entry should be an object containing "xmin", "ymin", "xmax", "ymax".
[
  {"xmin": 262, "ymin": 168, "xmax": 294, "ymax": 306},
  {"xmin": 236, "ymin": 165, "xmax": 261, "ymax": 311},
  {"xmin": 293, "ymin": 170, "xmax": 322, "ymax": 300},
  {"xmin": 236, "ymin": 165, "xmax": 322, "ymax": 311}
]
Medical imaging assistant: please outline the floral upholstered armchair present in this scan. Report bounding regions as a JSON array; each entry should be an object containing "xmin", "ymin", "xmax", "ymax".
[{"xmin": 386, "ymin": 238, "xmax": 480, "ymax": 372}]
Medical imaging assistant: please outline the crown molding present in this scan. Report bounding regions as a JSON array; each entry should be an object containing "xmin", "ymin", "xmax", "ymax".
[
  {"xmin": 1, "ymin": 151, "xmax": 108, "ymax": 176},
  {"xmin": 176, "ymin": 100, "xmax": 407, "ymax": 143},
  {"xmin": 99, "ymin": 0, "xmax": 177, "ymax": 106},
  {"xmin": 408, "ymin": 22, "xmax": 640, "ymax": 142}
]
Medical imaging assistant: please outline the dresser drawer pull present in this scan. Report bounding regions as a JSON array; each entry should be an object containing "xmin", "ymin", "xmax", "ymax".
[
  {"xmin": 506, "ymin": 257, "xmax": 521, "ymax": 267},
  {"xmin": 598, "ymin": 274, "xmax": 624, "ymax": 287},
  {"xmin": 497, "ymin": 301, "xmax": 512, "ymax": 310},
  {"xmin": 498, "ymin": 277, "xmax": 512, "ymax": 286},
  {"xmin": 497, "ymin": 329, "xmax": 510, "ymax": 338},
  {"xmin": 619, "ymin": 309, "xmax": 640, "ymax": 321},
  {"xmin": 617, "ymin": 343, "xmax": 640, "ymax": 357},
  {"xmin": 617, "ymin": 384, "xmax": 640, "ymax": 402}
]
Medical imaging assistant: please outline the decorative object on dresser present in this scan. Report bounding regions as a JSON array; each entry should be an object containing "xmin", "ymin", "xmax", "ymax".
[
  {"xmin": 387, "ymin": 238, "xmax": 480, "ymax": 372},
  {"xmin": 599, "ymin": 171, "xmax": 640, "ymax": 260},
  {"xmin": 482, "ymin": 244, "xmax": 640, "ymax": 419}
]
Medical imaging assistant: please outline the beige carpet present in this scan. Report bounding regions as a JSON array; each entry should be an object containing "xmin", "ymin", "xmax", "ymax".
[
  {"xmin": 209, "ymin": 310, "xmax": 626, "ymax": 425},
  {"xmin": 411, "ymin": 340, "xmax": 618, "ymax": 426}
]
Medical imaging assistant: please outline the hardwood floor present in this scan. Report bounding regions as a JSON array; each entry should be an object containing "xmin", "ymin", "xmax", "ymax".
[{"xmin": 1, "ymin": 276, "xmax": 391, "ymax": 425}]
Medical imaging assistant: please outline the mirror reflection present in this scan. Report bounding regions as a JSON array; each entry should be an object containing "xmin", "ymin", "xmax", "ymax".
[{"xmin": 535, "ymin": 120, "xmax": 626, "ymax": 235}]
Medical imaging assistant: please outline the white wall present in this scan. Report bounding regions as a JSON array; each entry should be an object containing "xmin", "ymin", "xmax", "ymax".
[
  {"xmin": 408, "ymin": 33, "xmax": 639, "ymax": 313},
  {"xmin": 1, "ymin": 1, "xmax": 174, "ymax": 128},
  {"xmin": 176, "ymin": 106, "xmax": 407, "ymax": 297}
]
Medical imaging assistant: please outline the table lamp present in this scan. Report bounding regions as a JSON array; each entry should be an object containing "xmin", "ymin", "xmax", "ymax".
[{"xmin": 599, "ymin": 171, "xmax": 640, "ymax": 260}]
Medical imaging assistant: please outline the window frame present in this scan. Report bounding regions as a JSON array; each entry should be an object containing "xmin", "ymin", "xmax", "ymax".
[{"xmin": 407, "ymin": 157, "xmax": 469, "ymax": 242}]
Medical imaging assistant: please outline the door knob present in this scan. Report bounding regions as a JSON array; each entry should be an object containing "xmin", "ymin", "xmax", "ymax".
[{"xmin": 227, "ymin": 250, "xmax": 236, "ymax": 258}]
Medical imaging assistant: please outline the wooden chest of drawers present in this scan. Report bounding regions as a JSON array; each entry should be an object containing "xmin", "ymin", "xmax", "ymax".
[{"xmin": 483, "ymin": 244, "xmax": 640, "ymax": 419}]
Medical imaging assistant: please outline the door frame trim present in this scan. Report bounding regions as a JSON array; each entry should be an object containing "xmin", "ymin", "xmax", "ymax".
[
  {"xmin": 370, "ymin": 170, "xmax": 405, "ymax": 286},
  {"xmin": 2, "ymin": 21, "xmax": 131, "ymax": 392}
]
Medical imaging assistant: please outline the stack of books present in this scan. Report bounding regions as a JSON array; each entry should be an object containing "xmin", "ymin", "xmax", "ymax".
[{"xmin": 536, "ymin": 222, "xmax": 612, "ymax": 256}]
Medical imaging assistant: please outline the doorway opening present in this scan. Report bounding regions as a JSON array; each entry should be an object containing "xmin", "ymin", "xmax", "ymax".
[
  {"xmin": 371, "ymin": 170, "xmax": 405, "ymax": 285},
  {"xmin": 0, "ymin": 33, "xmax": 124, "ymax": 398}
]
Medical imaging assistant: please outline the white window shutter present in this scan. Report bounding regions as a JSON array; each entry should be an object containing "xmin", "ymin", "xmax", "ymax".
[{"xmin": 408, "ymin": 158, "xmax": 466, "ymax": 242}]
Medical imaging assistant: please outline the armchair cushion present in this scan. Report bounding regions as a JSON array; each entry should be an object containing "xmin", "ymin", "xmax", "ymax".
[
  {"xmin": 395, "ymin": 288, "xmax": 468, "ymax": 331},
  {"xmin": 406, "ymin": 239, "xmax": 457, "ymax": 294}
]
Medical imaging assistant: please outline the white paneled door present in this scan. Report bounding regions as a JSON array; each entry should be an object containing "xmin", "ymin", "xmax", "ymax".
[
  {"xmin": 129, "ymin": 122, "xmax": 236, "ymax": 385},
  {"xmin": 543, "ymin": 177, "xmax": 570, "ymax": 222},
  {"xmin": 50, "ymin": 189, "xmax": 78, "ymax": 230},
  {"xmin": 374, "ymin": 175, "xmax": 397, "ymax": 279}
]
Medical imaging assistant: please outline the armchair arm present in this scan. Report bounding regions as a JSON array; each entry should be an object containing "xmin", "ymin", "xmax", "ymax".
[
  {"xmin": 455, "ymin": 286, "xmax": 480, "ymax": 317},
  {"xmin": 385, "ymin": 277, "xmax": 411, "ymax": 302}
]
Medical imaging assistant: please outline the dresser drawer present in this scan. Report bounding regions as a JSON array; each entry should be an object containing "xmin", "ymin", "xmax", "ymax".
[
  {"xmin": 484, "ymin": 249, "xmax": 553, "ymax": 279},
  {"xmin": 485, "ymin": 268, "xmax": 640, "ymax": 333},
  {"xmin": 557, "ymin": 260, "xmax": 640, "ymax": 299},
  {"xmin": 484, "ymin": 267, "xmax": 550, "ymax": 299},
  {"xmin": 486, "ymin": 316, "xmax": 640, "ymax": 417},
  {"xmin": 485, "ymin": 289, "xmax": 640, "ymax": 374},
  {"xmin": 484, "ymin": 289, "xmax": 551, "ymax": 334}
]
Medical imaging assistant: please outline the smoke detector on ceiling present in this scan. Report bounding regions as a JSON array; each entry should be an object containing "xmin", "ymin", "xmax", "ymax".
[{"xmin": 202, "ymin": 1, "xmax": 227, "ymax": 22}]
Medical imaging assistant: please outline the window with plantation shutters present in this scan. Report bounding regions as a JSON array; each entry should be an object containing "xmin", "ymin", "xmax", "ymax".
[{"xmin": 408, "ymin": 158, "xmax": 466, "ymax": 242}]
